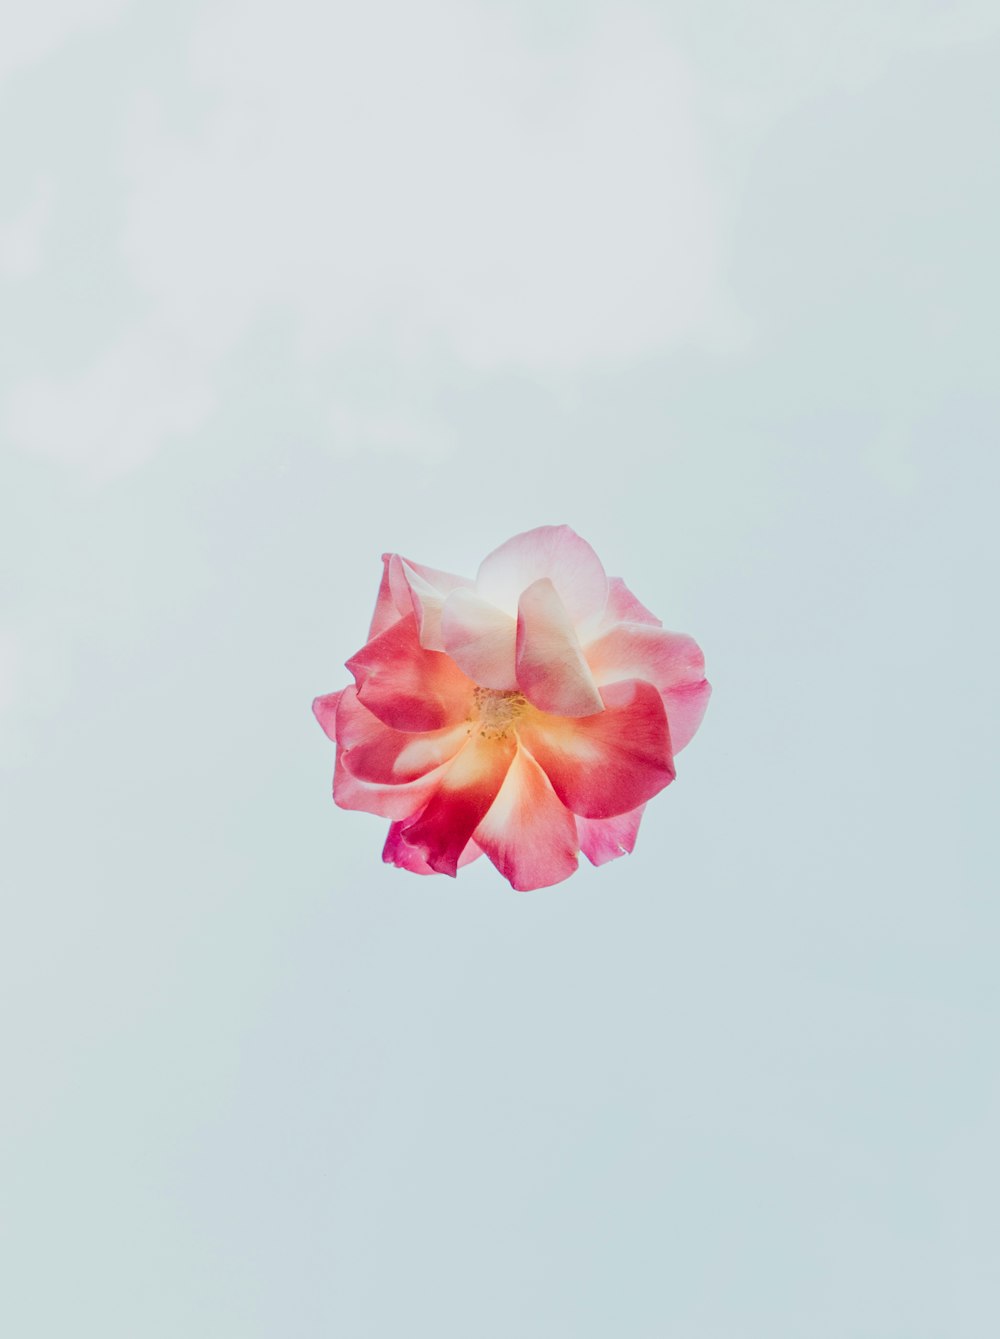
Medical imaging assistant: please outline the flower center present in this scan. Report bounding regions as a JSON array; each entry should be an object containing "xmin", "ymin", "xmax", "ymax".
[{"xmin": 470, "ymin": 687, "xmax": 528, "ymax": 739}]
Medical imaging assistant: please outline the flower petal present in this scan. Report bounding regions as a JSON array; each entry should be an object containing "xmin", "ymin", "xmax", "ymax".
[
  {"xmin": 662, "ymin": 678, "xmax": 712, "ymax": 754},
  {"xmin": 475, "ymin": 524, "xmax": 609, "ymax": 625},
  {"xmin": 336, "ymin": 685, "xmax": 469, "ymax": 785},
  {"xmin": 474, "ymin": 745, "xmax": 579, "ymax": 891},
  {"xmin": 368, "ymin": 554, "xmax": 412, "ymax": 639},
  {"xmin": 576, "ymin": 803, "xmax": 646, "ymax": 867},
  {"xmin": 517, "ymin": 679, "xmax": 674, "ymax": 819},
  {"xmin": 333, "ymin": 746, "xmax": 453, "ymax": 820},
  {"xmin": 312, "ymin": 689, "xmax": 344, "ymax": 742},
  {"xmin": 400, "ymin": 733, "xmax": 516, "ymax": 876},
  {"xmin": 603, "ymin": 577, "xmax": 662, "ymax": 628},
  {"xmin": 584, "ymin": 623, "xmax": 709, "ymax": 752},
  {"xmin": 515, "ymin": 578, "xmax": 604, "ymax": 717},
  {"xmin": 393, "ymin": 557, "xmax": 473, "ymax": 651},
  {"xmin": 346, "ymin": 611, "xmax": 476, "ymax": 732},
  {"xmin": 383, "ymin": 823, "xmax": 483, "ymax": 875},
  {"xmin": 440, "ymin": 587, "xmax": 518, "ymax": 690}
]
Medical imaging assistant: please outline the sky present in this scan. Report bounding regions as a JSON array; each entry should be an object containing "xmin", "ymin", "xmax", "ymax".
[{"xmin": 2, "ymin": 2, "xmax": 998, "ymax": 1336}]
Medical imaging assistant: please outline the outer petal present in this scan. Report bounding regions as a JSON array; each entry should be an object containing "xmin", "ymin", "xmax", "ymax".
[
  {"xmin": 662, "ymin": 679, "xmax": 712, "ymax": 754},
  {"xmin": 577, "ymin": 803, "xmax": 646, "ymax": 867},
  {"xmin": 583, "ymin": 623, "xmax": 709, "ymax": 752},
  {"xmin": 312, "ymin": 689, "xmax": 344, "ymax": 742},
  {"xmin": 516, "ymin": 578, "xmax": 604, "ymax": 717},
  {"xmin": 368, "ymin": 554, "xmax": 412, "ymax": 639},
  {"xmin": 383, "ymin": 823, "xmax": 483, "ymax": 875},
  {"xmin": 474, "ymin": 745, "xmax": 579, "ymax": 891},
  {"xmin": 475, "ymin": 525, "xmax": 609, "ymax": 625},
  {"xmin": 336, "ymin": 686, "xmax": 468, "ymax": 785},
  {"xmin": 346, "ymin": 611, "xmax": 476, "ymax": 732},
  {"xmin": 333, "ymin": 746, "xmax": 453, "ymax": 820},
  {"xmin": 517, "ymin": 679, "xmax": 674, "ymax": 819},
  {"xmin": 400, "ymin": 733, "xmax": 516, "ymax": 876},
  {"xmin": 440, "ymin": 587, "xmax": 518, "ymax": 690}
]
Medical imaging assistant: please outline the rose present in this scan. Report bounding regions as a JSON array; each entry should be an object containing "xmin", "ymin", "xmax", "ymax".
[{"xmin": 314, "ymin": 525, "xmax": 710, "ymax": 891}]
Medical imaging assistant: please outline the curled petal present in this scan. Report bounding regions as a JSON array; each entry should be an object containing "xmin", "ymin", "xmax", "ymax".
[
  {"xmin": 383, "ymin": 823, "xmax": 483, "ymax": 875},
  {"xmin": 347, "ymin": 611, "xmax": 475, "ymax": 732},
  {"xmin": 368, "ymin": 554, "xmax": 413, "ymax": 639},
  {"xmin": 584, "ymin": 623, "xmax": 709, "ymax": 752},
  {"xmin": 517, "ymin": 679, "xmax": 674, "ymax": 819},
  {"xmin": 400, "ymin": 733, "xmax": 516, "ymax": 876},
  {"xmin": 475, "ymin": 524, "xmax": 609, "ymax": 625},
  {"xmin": 441, "ymin": 587, "xmax": 518, "ymax": 690},
  {"xmin": 474, "ymin": 745, "xmax": 579, "ymax": 891},
  {"xmin": 312, "ymin": 690, "xmax": 344, "ymax": 742},
  {"xmin": 516, "ymin": 578, "xmax": 604, "ymax": 717},
  {"xmin": 336, "ymin": 686, "xmax": 468, "ymax": 785},
  {"xmin": 577, "ymin": 803, "xmax": 646, "ymax": 867}
]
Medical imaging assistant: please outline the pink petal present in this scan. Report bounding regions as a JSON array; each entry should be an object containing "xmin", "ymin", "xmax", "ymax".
[
  {"xmin": 517, "ymin": 679, "xmax": 674, "ymax": 819},
  {"xmin": 576, "ymin": 804, "xmax": 646, "ymax": 867},
  {"xmin": 662, "ymin": 678, "xmax": 712, "ymax": 754},
  {"xmin": 383, "ymin": 824, "xmax": 483, "ymax": 875},
  {"xmin": 583, "ymin": 623, "xmax": 709, "ymax": 752},
  {"xmin": 368, "ymin": 554, "xmax": 413, "ymax": 639},
  {"xmin": 475, "ymin": 525, "xmax": 609, "ymax": 625},
  {"xmin": 399, "ymin": 733, "xmax": 517, "ymax": 876},
  {"xmin": 474, "ymin": 745, "xmax": 579, "ymax": 891},
  {"xmin": 312, "ymin": 690, "xmax": 344, "ymax": 742},
  {"xmin": 333, "ymin": 746, "xmax": 454, "ymax": 820},
  {"xmin": 346, "ymin": 611, "xmax": 476, "ymax": 732},
  {"xmin": 393, "ymin": 558, "xmax": 473, "ymax": 651},
  {"xmin": 336, "ymin": 685, "xmax": 469, "ymax": 785},
  {"xmin": 515, "ymin": 578, "xmax": 604, "ymax": 717},
  {"xmin": 440, "ymin": 587, "xmax": 518, "ymax": 690},
  {"xmin": 603, "ymin": 577, "xmax": 662, "ymax": 627}
]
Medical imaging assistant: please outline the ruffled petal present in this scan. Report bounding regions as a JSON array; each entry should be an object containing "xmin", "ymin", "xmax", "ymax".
[
  {"xmin": 336, "ymin": 685, "xmax": 469, "ymax": 785},
  {"xmin": 440, "ymin": 587, "xmax": 518, "ymax": 690},
  {"xmin": 576, "ymin": 803, "xmax": 646, "ymax": 867},
  {"xmin": 515, "ymin": 578, "xmax": 604, "ymax": 717},
  {"xmin": 383, "ymin": 823, "xmax": 483, "ymax": 875},
  {"xmin": 312, "ymin": 689, "xmax": 344, "ymax": 742},
  {"xmin": 662, "ymin": 678, "xmax": 712, "ymax": 754},
  {"xmin": 517, "ymin": 679, "xmax": 674, "ymax": 819},
  {"xmin": 474, "ymin": 745, "xmax": 579, "ymax": 891},
  {"xmin": 368, "ymin": 554, "xmax": 412, "ymax": 639},
  {"xmin": 399, "ymin": 733, "xmax": 516, "ymax": 876},
  {"xmin": 583, "ymin": 623, "xmax": 709, "ymax": 752},
  {"xmin": 475, "ymin": 525, "xmax": 609, "ymax": 625},
  {"xmin": 333, "ymin": 746, "xmax": 453, "ymax": 820},
  {"xmin": 346, "ymin": 611, "xmax": 476, "ymax": 732}
]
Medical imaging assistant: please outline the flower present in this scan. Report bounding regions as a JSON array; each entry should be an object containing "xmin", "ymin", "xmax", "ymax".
[{"xmin": 313, "ymin": 525, "xmax": 710, "ymax": 891}]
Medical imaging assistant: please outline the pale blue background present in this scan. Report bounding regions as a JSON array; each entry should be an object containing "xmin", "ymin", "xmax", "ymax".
[{"xmin": 2, "ymin": 3, "xmax": 998, "ymax": 1335}]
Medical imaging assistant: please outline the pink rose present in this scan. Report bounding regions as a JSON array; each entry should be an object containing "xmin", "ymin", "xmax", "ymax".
[{"xmin": 314, "ymin": 525, "xmax": 710, "ymax": 891}]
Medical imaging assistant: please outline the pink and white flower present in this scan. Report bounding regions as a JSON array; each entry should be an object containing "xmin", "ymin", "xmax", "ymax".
[{"xmin": 314, "ymin": 526, "xmax": 710, "ymax": 891}]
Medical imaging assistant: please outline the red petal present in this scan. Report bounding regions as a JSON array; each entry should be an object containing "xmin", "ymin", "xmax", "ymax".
[
  {"xmin": 383, "ymin": 823, "xmax": 483, "ymax": 875},
  {"xmin": 602, "ymin": 577, "xmax": 662, "ymax": 627},
  {"xmin": 346, "ymin": 611, "xmax": 476, "ymax": 732},
  {"xmin": 333, "ymin": 748, "xmax": 453, "ymax": 820},
  {"xmin": 474, "ymin": 745, "xmax": 579, "ymax": 891},
  {"xmin": 394, "ymin": 557, "xmax": 473, "ymax": 651},
  {"xmin": 517, "ymin": 679, "xmax": 674, "ymax": 819},
  {"xmin": 663, "ymin": 678, "xmax": 712, "ymax": 754},
  {"xmin": 399, "ymin": 732, "xmax": 516, "ymax": 876},
  {"xmin": 312, "ymin": 690, "xmax": 344, "ymax": 741},
  {"xmin": 368, "ymin": 554, "xmax": 412, "ymax": 639},
  {"xmin": 475, "ymin": 525, "xmax": 609, "ymax": 624},
  {"xmin": 336, "ymin": 685, "xmax": 468, "ymax": 784},
  {"xmin": 577, "ymin": 803, "xmax": 646, "ymax": 867},
  {"xmin": 516, "ymin": 578, "xmax": 604, "ymax": 717}
]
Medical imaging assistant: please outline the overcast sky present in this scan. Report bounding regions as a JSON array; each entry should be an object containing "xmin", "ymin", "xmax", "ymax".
[{"xmin": 2, "ymin": 3, "xmax": 998, "ymax": 1336}]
